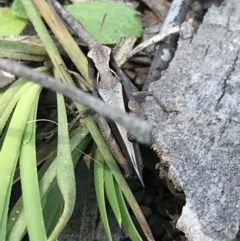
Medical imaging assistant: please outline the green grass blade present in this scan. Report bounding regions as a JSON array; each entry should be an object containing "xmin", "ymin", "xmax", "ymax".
[
  {"xmin": 115, "ymin": 181, "xmax": 143, "ymax": 241},
  {"xmin": 0, "ymin": 7, "xmax": 28, "ymax": 35},
  {"xmin": 42, "ymin": 183, "xmax": 63, "ymax": 236},
  {"xmin": 0, "ymin": 36, "xmax": 48, "ymax": 61},
  {"xmin": 6, "ymin": 197, "xmax": 26, "ymax": 241},
  {"xmin": 104, "ymin": 165, "xmax": 121, "ymax": 226},
  {"xmin": 32, "ymin": 0, "xmax": 90, "ymax": 85},
  {"xmin": 0, "ymin": 83, "xmax": 41, "ymax": 240},
  {"xmin": 81, "ymin": 115, "xmax": 152, "ymax": 239},
  {"xmin": 43, "ymin": 131, "xmax": 91, "ymax": 236},
  {"xmin": 19, "ymin": 84, "xmax": 46, "ymax": 241},
  {"xmin": 19, "ymin": 0, "xmax": 152, "ymax": 239},
  {"xmin": 47, "ymin": 203, "xmax": 64, "ymax": 236},
  {"xmin": 94, "ymin": 148, "xmax": 112, "ymax": 241},
  {"xmin": 0, "ymin": 79, "xmax": 31, "ymax": 131},
  {"xmin": 47, "ymin": 93, "xmax": 76, "ymax": 240},
  {"xmin": 7, "ymin": 127, "xmax": 90, "ymax": 240},
  {"xmin": 0, "ymin": 66, "xmax": 48, "ymax": 133},
  {"xmin": 102, "ymin": 156, "xmax": 143, "ymax": 241}
]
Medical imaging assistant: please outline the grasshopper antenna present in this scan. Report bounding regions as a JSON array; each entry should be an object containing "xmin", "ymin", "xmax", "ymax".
[{"xmin": 98, "ymin": 13, "xmax": 107, "ymax": 44}]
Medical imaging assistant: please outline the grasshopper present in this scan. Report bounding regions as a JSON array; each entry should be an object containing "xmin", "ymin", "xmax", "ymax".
[
  {"xmin": 49, "ymin": 0, "xmax": 144, "ymax": 185},
  {"xmin": 87, "ymin": 43, "xmax": 144, "ymax": 185}
]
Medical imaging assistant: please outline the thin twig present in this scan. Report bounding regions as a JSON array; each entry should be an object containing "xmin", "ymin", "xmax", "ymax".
[
  {"xmin": 127, "ymin": 25, "xmax": 180, "ymax": 60},
  {"xmin": 0, "ymin": 58, "xmax": 151, "ymax": 144}
]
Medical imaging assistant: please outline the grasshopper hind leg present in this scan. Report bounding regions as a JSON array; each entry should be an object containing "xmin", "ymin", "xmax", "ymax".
[
  {"xmin": 98, "ymin": 115, "xmax": 144, "ymax": 185},
  {"xmin": 98, "ymin": 115, "xmax": 135, "ymax": 178}
]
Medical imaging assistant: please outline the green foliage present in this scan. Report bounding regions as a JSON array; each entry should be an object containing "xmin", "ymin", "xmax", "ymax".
[
  {"xmin": 94, "ymin": 148, "xmax": 112, "ymax": 241},
  {"xmin": 0, "ymin": 0, "xmax": 148, "ymax": 240},
  {"xmin": 0, "ymin": 8, "xmax": 28, "ymax": 35},
  {"xmin": 11, "ymin": 0, "xmax": 28, "ymax": 19},
  {"xmin": 47, "ymin": 92, "xmax": 76, "ymax": 241},
  {"xmin": 0, "ymin": 36, "xmax": 47, "ymax": 61},
  {"xmin": 66, "ymin": 1, "xmax": 142, "ymax": 44},
  {"xmin": 94, "ymin": 148, "xmax": 143, "ymax": 241},
  {"xmin": 19, "ymin": 86, "xmax": 47, "ymax": 241}
]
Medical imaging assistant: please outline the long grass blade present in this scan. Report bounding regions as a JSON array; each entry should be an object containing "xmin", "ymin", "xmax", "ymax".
[
  {"xmin": 115, "ymin": 181, "xmax": 143, "ymax": 241},
  {"xmin": 19, "ymin": 84, "xmax": 46, "ymax": 241},
  {"xmin": 6, "ymin": 127, "xmax": 90, "ymax": 240},
  {"xmin": 104, "ymin": 165, "xmax": 121, "ymax": 226},
  {"xmin": 0, "ymin": 83, "xmax": 41, "ymax": 240},
  {"xmin": 47, "ymin": 92, "xmax": 76, "ymax": 240},
  {"xmin": 33, "ymin": 0, "xmax": 91, "ymax": 85},
  {"xmin": 94, "ymin": 148, "xmax": 112, "ymax": 241}
]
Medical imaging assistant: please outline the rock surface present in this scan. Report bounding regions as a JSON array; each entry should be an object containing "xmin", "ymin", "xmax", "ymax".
[{"xmin": 141, "ymin": 1, "xmax": 240, "ymax": 240}]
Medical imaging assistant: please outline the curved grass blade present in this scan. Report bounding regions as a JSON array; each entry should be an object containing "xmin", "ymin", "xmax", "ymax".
[
  {"xmin": 0, "ymin": 66, "xmax": 48, "ymax": 133},
  {"xmin": 47, "ymin": 93, "xmax": 75, "ymax": 241},
  {"xmin": 6, "ymin": 127, "xmax": 90, "ymax": 240},
  {"xmin": 43, "ymin": 132, "xmax": 91, "ymax": 236},
  {"xmin": 0, "ymin": 79, "xmax": 31, "ymax": 131}
]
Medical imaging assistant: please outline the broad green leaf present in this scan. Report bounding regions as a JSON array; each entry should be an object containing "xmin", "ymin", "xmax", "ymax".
[
  {"xmin": 0, "ymin": 8, "xmax": 28, "ymax": 35},
  {"xmin": 66, "ymin": 1, "xmax": 142, "ymax": 44},
  {"xmin": 11, "ymin": 0, "xmax": 28, "ymax": 19}
]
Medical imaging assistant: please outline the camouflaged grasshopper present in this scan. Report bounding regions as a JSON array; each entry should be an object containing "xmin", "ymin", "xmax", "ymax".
[
  {"xmin": 87, "ymin": 43, "xmax": 144, "ymax": 185},
  {"xmin": 49, "ymin": 0, "xmax": 144, "ymax": 185}
]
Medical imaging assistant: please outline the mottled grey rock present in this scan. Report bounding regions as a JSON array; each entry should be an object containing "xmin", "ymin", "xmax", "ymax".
[{"xmin": 141, "ymin": 0, "xmax": 240, "ymax": 240}]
